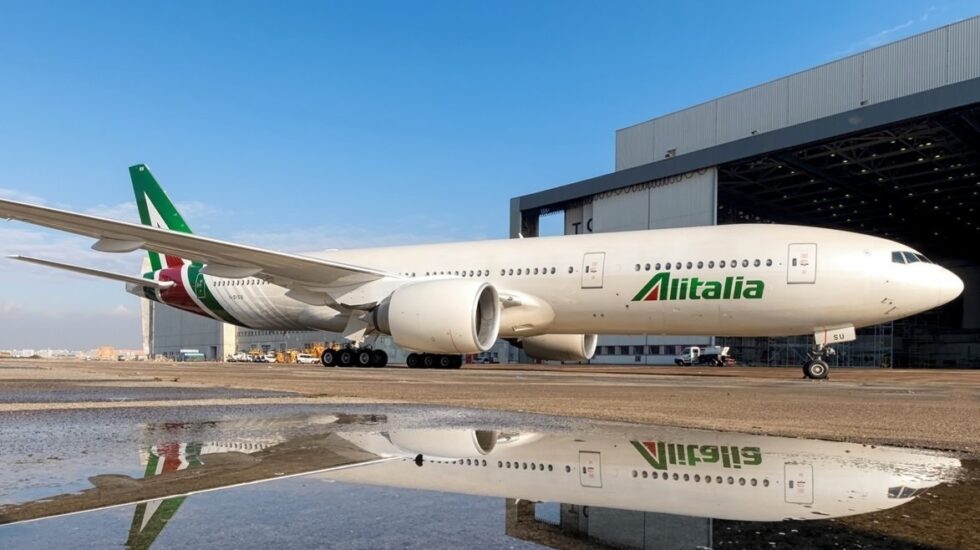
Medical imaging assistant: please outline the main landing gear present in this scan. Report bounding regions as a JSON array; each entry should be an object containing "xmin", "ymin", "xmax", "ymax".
[
  {"xmin": 802, "ymin": 345, "xmax": 835, "ymax": 380},
  {"xmin": 405, "ymin": 353, "xmax": 463, "ymax": 369},
  {"xmin": 321, "ymin": 346, "xmax": 388, "ymax": 368}
]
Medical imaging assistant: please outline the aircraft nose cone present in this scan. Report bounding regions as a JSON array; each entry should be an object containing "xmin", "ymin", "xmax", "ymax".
[{"xmin": 937, "ymin": 269, "xmax": 964, "ymax": 306}]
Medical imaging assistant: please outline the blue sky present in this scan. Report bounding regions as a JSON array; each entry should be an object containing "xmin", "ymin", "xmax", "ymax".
[{"xmin": 0, "ymin": 1, "xmax": 976, "ymax": 349}]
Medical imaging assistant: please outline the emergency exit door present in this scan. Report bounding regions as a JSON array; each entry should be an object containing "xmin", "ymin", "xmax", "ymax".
[
  {"xmin": 581, "ymin": 252, "xmax": 605, "ymax": 289},
  {"xmin": 784, "ymin": 463, "xmax": 814, "ymax": 504},
  {"xmin": 579, "ymin": 451, "xmax": 602, "ymax": 487},
  {"xmin": 787, "ymin": 243, "xmax": 817, "ymax": 284}
]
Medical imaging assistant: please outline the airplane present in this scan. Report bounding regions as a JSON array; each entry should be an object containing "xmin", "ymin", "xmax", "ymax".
[{"xmin": 0, "ymin": 164, "xmax": 964, "ymax": 378}]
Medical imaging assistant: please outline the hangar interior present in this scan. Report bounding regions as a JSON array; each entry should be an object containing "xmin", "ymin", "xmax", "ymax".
[{"xmin": 512, "ymin": 16, "xmax": 980, "ymax": 368}]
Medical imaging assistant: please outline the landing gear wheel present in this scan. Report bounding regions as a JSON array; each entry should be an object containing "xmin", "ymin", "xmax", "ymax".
[
  {"xmin": 337, "ymin": 348, "xmax": 354, "ymax": 367},
  {"xmin": 372, "ymin": 349, "xmax": 388, "ymax": 368},
  {"xmin": 355, "ymin": 349, "xmax": 373, "ymax": 367},
  {"xmin": 450, "ymin": 356, "xmax": 463, "ymax": 369},
  {"xmin": 321, "ymin": 350, "xmax": 337, "ymax": 367},
  {"xmin": 803, "ymin": 360, "xmax": 829, "ymax": 380},
  {"xmin": 406, "ymin": 353, "xmax": 421, "ymax": 368},
  {"xmin": 437, "ymin": 355, "xmax": 452, "ymax": 368},
  {"xmin": 422, "ymin": 354, "xmax": 436, "ymax": 368}
]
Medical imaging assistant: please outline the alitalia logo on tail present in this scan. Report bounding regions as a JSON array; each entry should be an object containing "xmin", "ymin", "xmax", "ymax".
[
  {"xmin": 632, "ymin": 272, "xmax": 765, "ymax": 301},
  {"xmin": 631, "ymin": 440, "xmax": 762, "ymax": 471}
]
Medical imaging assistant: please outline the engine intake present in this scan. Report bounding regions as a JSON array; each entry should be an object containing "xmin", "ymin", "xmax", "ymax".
[
  {"xmin": 521, "ymin": 334, "xmax": 598, "ymax": 361},
  {"xmin": 373, "ymin": 279, "xmax": 500, "ymax": 354},
  {"xmin": 388, "ymin": 429, "xmax": 498, "ymax": 459}
]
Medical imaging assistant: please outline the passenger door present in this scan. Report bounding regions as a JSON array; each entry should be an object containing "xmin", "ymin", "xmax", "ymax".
[
  {"xmin": 578, "ymin": 451, "xmax": 602, "ymax": 488},
  {"xmin": 787, "ymin": 243, "xmax": 817, "ymax": 284},
  {"xmin": 784, "ymin": 463, "xmax": 814, "ymax": 504},
  {"xmin": 581, "ymin": 252, "xmax": 605, "ymax": 289}
]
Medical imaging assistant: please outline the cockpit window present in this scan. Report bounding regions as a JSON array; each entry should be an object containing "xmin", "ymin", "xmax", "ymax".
[
  {"xmin": 903, "ymin": 252, "xmax": 920, "ymax": 264},
  {"xmin": 914, "ymin": 253, "xmax": 932, "ymax": 264},
  {"xmin": 892, "ymin": 251, "xmax": 906, "ymax": 264}
]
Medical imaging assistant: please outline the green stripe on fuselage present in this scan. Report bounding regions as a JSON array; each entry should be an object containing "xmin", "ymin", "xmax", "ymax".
[{"xmin": 187, "ymin": 263, "xmax": 247, "ymax": 327}]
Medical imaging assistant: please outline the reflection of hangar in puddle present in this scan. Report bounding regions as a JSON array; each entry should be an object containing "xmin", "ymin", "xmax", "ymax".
[{"xmin": 511, "ymin": 16, "xmax": 980, "ymax": 368}]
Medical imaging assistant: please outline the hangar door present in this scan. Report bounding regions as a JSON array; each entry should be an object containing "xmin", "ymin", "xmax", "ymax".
[{"xmin": 787, "ymin": 243, "xmax": 817, "ymax": 284}]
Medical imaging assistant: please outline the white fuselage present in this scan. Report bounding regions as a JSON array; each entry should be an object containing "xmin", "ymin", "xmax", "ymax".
[
  {"xmin": 176, "ymin": 224, "xmax": 961, "ymax": 338},
  {"xmin": 318, "ymin": 427, "xmax": 960, "ymax": 522}
]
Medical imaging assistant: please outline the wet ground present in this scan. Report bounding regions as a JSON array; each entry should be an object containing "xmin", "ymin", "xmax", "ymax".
[{"xmin": 0, "ymin": 381, "xmax": 977, "ymax": 549}]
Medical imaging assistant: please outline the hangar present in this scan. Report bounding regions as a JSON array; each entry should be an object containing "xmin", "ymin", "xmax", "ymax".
[{"xmin": 510, "ymin": 16, "xmax": 980, "ymax": 368}]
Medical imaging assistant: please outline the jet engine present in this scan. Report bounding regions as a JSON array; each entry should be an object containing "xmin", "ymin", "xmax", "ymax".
[
  {"xmin": 521, "ymin": 334, "xmax": 598, "ymax": 361},
  {"xmin": 372, "ymin": 279, "xmax": 500, "ymax": 354},
  {"xmin": 388, "ymin": 429, "xmax": 498, "ymax": 459}
]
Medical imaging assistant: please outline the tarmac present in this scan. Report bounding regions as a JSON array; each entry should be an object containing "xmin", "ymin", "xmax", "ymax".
[{"xmin": 1, "ymin": 359, "xmax": 978, "ymax": 456}]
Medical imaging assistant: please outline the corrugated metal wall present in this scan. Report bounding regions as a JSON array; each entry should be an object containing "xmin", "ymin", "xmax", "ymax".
[
  {"xmin": 586, "ymin": 169, "xmax": 717, "ymax": 363},
  {"xmin": 614, "ymin": 15, "xmax": 980, "ymax": 171}
]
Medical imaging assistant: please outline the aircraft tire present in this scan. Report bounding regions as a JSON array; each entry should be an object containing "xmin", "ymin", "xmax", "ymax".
[
  {"xmin": 337, "ymin": 349, "xmax": 355, "ymax": 367},
  {"xmin": 437, "ymin": 355, "xmax": 452, "ymax": 368},
  {"xmin": 803, "ymin": 360, "xmax": 829, "ymax": 380},
  {"xmin": 450, "ymin": 356, "xmax": 463, "ymax": 369},
  {"xmin": 321, "ymin": 350, "xmax": 337, "ymax": 367},
  {"xmin": 406, "ymin": 353, "xmax": 421, "ymax": 368},
  {"xmin": 372, "ymin": 349, "xmax": 388, "ymax": 368},
  {"xmin": 422, "ymin": 354, "xmax": 436, "ymax": 368},
  {"xmin": 355, "ymin": 349, "xmax": 373, "ymax": 367}
]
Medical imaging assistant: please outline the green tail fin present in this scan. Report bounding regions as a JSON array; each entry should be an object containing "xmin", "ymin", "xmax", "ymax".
[{"xmin": 129, "ymin": 164, "xmax": 193, "ymax": 271}]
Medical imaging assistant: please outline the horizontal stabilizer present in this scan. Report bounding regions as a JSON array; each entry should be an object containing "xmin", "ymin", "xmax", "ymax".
[{"xmin": 7, "ymin": 255, "xmax": 174, "ymax": 290}]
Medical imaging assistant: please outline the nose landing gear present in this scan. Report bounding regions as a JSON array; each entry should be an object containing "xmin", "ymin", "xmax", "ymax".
[{"xmin": 803, "ymin": 345, "xmax": 835, "ymax": 380}]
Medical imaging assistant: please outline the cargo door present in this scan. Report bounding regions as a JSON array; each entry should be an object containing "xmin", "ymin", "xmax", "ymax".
[
  {"xmin": 581, "ymin": 253, "xmax": 605, "ymax": 289},
  {"xmin": 579, "ymin": 451, "xmax": 602, "ymax": 488},
  {"xmin": 787, "ymin": 243, "xmax": 817, "ymax": 284},
  {"xmin": 784, "ymin": 463, "xmax": 813, "ymax": 504}
]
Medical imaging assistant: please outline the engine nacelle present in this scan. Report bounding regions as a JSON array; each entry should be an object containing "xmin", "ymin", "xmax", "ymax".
[
  {"xmin": 373, "ymin": 279, "xmax": 500, "ymax": 354},
  {"xmin": 388, "ymin": 429, "xmax": 498, "ymax": 459},
  {"xmin": 521, "ymin": 334, "xmax": 598, "ymax": 361}
]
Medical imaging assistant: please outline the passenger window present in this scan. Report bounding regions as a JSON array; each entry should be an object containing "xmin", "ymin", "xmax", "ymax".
[
  {"xmin": 686, "ymin": 261, "xmax": 692, "ymax": 269},
  {"xmin": 731, "ymin": 259, "xmax": 737, "ymax": 268},
  {"xmin": 708, "ymin": 261, "xmax": 714, "ymax": 268},
  {"xmin": 697, "ymin": 261, "xmax": 703, "ymax": 269},
  {"xmin": 753, "ymin": 259, "xmax": 760, "ymax": 267},
  {"xmin": 509, "ymin": 269, "xmax": 514, "ymax": 275},
  {"xmin": 719, "ymin": 260, "xmax": 726, "ymax": 268},
  {"xmin": 766, "ymin": 259, "xmax": 773, "ymax": 266},
  {"xmin": 903, "ymin": 252, "xmax": 919, "ymax": 264},
  {"xmin": 534, "ymin": 268, "xmax": 540, "ymax": 275},
  {"xmin": 742, "ymin": 259, "xmax": 749, "ymax": 267},
  {"xmin": 892, "ymin": 251, "xmax": 906, "ymax": 264},
  {"xmin": 644, "ymin": 263, "xmax": 651, "ymax": 271},
  {"xmin": 655, "ymin": 263, "xmax": 661, "ymax": 270},
  {"xmin": 792, "ymin": 258, "xmax": 797, "ymax": 267},
  {"xmin": 634, "ymin": 264, "xmax": 640, "ymax": 272},
  {"xmin": 568, "ymin": 266, "xmax": 573, "ymax": 273},
  {"xmin": 665, "ymin": 262, "xmax": 671, "ymax": 271},
  {"xmin": 550, "ymin": 267, "xmax": 556, "ymax": 274},
  {"xmin": 469, "ymin": 270, "xmax": 474, "ymax": 277},
  {"xmin": 517, "ymin": 268, "xmax": 522, "ymax": 275}
]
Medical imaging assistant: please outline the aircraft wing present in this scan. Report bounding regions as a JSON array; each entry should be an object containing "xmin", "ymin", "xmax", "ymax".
[
  {"xmin": 8, "ymin": 255, "xmax": 176, "ymax": 290},
  {"xmin": 0, "ymin": 198, "xmax": 399, "ymax": 290}
]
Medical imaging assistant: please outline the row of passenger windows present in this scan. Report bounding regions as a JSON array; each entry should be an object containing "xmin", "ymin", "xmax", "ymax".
[
  {"xmin": 433, "ymin": 457, "xmax": 772, "ymax": 488},
  {"xmin": 891, "ymin": 251, "xmax": 933, "ymax": 264},
  {"xmin": 631, "ymin": 469, "xmax": 770, "ymax": 487},
  {"xmin": 407, "ymin": 267, "xmax": 567, "ymax": 278},
  {"xmin": 213, "ymin": 278, "xmax": 270, "ymax": 287},
  {"xmin": 635, "ymin": 258, "xmax": 774, "ymax": 272}
]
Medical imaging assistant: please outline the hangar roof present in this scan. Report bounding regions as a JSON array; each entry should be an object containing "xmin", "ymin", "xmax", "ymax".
[{"xmin": 512, "ymin": 16, "xmax": 980, "ymax": 260}]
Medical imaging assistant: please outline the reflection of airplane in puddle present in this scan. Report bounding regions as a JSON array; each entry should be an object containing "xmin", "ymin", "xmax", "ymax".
[
  {"xmin": 322, "ymin": 426, "xmax": 960, "ymax": 522},
  {"xmin": 0, "ymin": 415, "xmax": 961, "ymax": 548}
]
